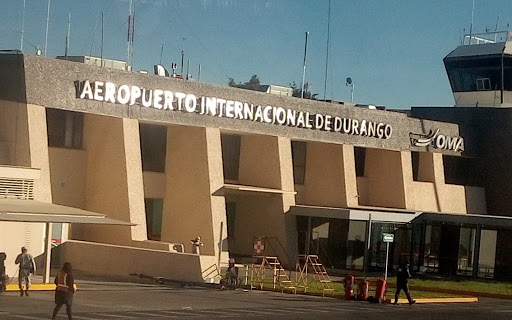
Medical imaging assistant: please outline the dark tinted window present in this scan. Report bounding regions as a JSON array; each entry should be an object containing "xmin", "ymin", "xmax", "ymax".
[
  {"xmin": 354, "ymin": 147, "xmax": 366, "ymax": 177},
  {"xmin": 140, "ymin": 124, "xmax": 167, "ymax": 172},
  {"xmin": 292, "ymin": 141, "xmax": 306, "ymax": 185},
  {"xmin": 221, "ymin": 134, "xmax": 241, "ymax": 181},
  {"xmin": 46, "ymin": 109, "xmax": 83, "ymax": 149}
]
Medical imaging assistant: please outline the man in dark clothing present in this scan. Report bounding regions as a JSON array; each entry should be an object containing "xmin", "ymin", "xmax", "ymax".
[
  {"xmin": 0, "ymin": 252, "xmax": 6, "ymax": 293},
  {"xmin": 394, "ymin": 261, "xmax": 416, "ymax": 305},
  {"xmin": 52, "ymin": 262, "xmax": 75, "ymax": 320}
]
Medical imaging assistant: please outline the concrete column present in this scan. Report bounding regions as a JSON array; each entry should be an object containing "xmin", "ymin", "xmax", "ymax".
[
  {"xmin": 161, "ymin": 126, "xmax": 227, "ymax": 263},
  {"xmin": 26, "ymin": 104, "xmax": 53, "ymax": 283},
  {"xmin": 79, "ymin": 115, "xmax": 147, "ymax": 244},
  {"xmin": 302, "ymin": 143, "xmax": 358, "ymax": 208},
  {"xmin": 365, "ymin": 149, "xmax": 412, "ymax": 209},
  {"xmin": 234, "ymin": 135, "xmax": 297, "ymax": 267},
  {"xmin": 25, "ymin": 104, "xmax": 52, "ymax": 202}
]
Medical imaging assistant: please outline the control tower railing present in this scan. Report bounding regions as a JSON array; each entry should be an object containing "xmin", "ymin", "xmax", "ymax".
[{"xmin": 463, "ymin": 30, "xmax": 511, "ymax": 45}]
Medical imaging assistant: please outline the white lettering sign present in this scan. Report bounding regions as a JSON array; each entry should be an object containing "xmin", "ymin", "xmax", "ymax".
[
  {"xmin": 410, "ymin": 129, "xmax": 464, "ymax": 152},
  {"xmin": 76, "ymin": 80, "xmax": 393, "ymax": 140}
]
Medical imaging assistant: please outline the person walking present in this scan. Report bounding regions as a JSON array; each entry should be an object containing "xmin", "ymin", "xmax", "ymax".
[
  {"xmin": 52, "ymin": 262, "xmax": 75, "ymax": 320},
  {"xmin": 14, "ymin": 247, "xmax": 36, "ymax": 296},
  {"xmin": 393, "ymin": 261, "xmax": 416, "ymax": 305}
]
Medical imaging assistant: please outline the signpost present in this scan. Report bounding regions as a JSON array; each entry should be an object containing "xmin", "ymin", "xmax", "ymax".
[{"xmin": 382, "ymin": 233, "xmax": 394, "ymax": 281}]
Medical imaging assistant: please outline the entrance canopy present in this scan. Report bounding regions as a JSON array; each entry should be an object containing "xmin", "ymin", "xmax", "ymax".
[
  {"xmin": 0, "ymin": 198, "xmax": 134, "ymax": 225},
  {"xmin": 412, "ymin": 212, "xmax": 512, "ymax": 228},
  {"xmin": 289, "ymin": 204, "xmax": 512, "ymax": 228},
  {"xmin": 288, "ymin": 205, "xmax": 420, "ymax": 223},
  {"xmin": 0, "ymin": 198, "xmax": 133, "ymax": 284}
]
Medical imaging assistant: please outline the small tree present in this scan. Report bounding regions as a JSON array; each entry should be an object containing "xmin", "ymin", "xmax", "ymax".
[
  {"xmin": 228, "ymin": 75, "xmax": 261, "ymax": 91},
  {"xmin": 290, "ymin": 81, "xmax": 317, "ymax": 99}
]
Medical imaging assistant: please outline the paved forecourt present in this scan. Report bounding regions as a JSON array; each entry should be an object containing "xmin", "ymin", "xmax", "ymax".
[{"xmin": 0, "ymin": 281, "xmax": 511, "ymax": 320}]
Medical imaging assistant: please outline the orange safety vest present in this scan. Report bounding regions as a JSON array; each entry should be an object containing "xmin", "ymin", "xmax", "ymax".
[{"xmin": 56, "ymin": 271, "xmax": 69, "ymax": 292}]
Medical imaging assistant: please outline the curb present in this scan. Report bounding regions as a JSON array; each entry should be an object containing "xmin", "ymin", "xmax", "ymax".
[
  {"xmin": 393, "ymin": 297, "xmax": 479, "ymax": 304},
  {"xmin": 6, "ymin": 283, "xmax": 79, "ymax": 292},
  {"xmin": 386, "ymin": 282, "xmax": 512, "ymax": 300},
  {"xmin": 6, "ymin": 283, "xmax": 56, "ymax": 291}
]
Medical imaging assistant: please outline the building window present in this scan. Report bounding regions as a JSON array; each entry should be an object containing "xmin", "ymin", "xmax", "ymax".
[
  {"xmin": 291, "ymin": 141, "xmax": 306, "ymax": 185},
  {"xmin": 412, "ymin": 151, "xmax": 420, "ymax": 181},
  {"xmin": 476, "ymin": 78, "xmax": 491, "ymax": 91},
  {"xmin": 140, "ymin": 124, "xmax": 167, "ymax": 173},
  {"xmin": 354, "ymin": 147, "xmax": 366, "ymax": 177},
  {"xmin": 226, "ymin": 202, "xmax": 236, "ymax": 238},
  {"xmin": 221, "ymin": 134, "xmax": 241, "ymax": 181},
  {"xmin": 46, "ymin": 109, "xmax": 83, "ymax": 149},
  {"xmin": 145, "ymin": 198, "xmax": 163, "ymax": 241},
  {"xmin": 443, "ymin": 155, "xmax": 483, "ymax": 186}
]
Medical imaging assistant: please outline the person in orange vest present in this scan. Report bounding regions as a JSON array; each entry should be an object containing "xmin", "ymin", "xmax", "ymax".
[{"xmin": 52, "ymin": 262, "xmax": 75, "ymax": 320}]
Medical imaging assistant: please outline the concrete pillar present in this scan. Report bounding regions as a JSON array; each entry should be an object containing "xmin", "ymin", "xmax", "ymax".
[
  {"xmin": 234, "ymin": 135, "xmax": 297, "ymax": 267},
  {"xmin": 26, "ymin": 104, "xmax": 53, "ymax": 283},
  {"xmin": 365, "ymin": 149, "xmax": 413, "ymax": 209},
  {"xmin": 79, "ymin": 115, "xmax": 147, "ymax": 244},
  {"xmin": 161, "ymin": 126, "xmax": 227, "ymax": 263},
  {"xmin": 302, "ymin": 142, "xmax": 358, "ymax": 207}
]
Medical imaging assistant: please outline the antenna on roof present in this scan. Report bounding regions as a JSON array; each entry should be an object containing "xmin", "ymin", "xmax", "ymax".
[
  {"xmin": 44, "ymin": 0, "xmax": 51, "ymax": 56},
  {"xmin": 469, "ymin": 0, "xmax": 475, "ymax": 45},
  {"xmin": 127, "ymin": 0, "xmax": 135, "ymax": 66},
  {"xmin": 323, "ymin": 0, "xmax": 331, "ymax": 100},
  {"xmin": 64, "ymin": 12, "xmax": 71, "ymax": 57},
  {"xmin": 159, "ymin": 43, "xmax": 164, "ymax": 64},
  {"xmin": 20, "ymin": 0, "xmax": 26, "ymax": 51}
]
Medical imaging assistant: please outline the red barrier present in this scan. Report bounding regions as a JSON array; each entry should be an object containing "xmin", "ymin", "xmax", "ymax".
[
  {"xmin": 344, "ymin": 275, "xmax": 355, "ymax": 299},
  {"xmin": 357, "ymin": 280, "xmax": 369, "ymax": 301},
  {"xmin": 374, "ymin": 279, "xmax": 387, "ymax": 302}
]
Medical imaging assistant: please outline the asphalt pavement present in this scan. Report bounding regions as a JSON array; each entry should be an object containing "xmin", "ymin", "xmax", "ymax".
[{"xmin": 0, "ymin": 280, "xmax": 510, "ymax": 319}]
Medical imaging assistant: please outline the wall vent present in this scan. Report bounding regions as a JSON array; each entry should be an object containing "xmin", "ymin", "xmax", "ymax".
[{"xmin": 0, "ymin": 178, "xmax": 34, "ymax": 200}]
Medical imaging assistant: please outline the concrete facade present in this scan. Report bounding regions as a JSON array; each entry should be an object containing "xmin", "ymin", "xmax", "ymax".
[{"xmin": 0, "ymin": 53, "xmax": 498, "ymax": 282}]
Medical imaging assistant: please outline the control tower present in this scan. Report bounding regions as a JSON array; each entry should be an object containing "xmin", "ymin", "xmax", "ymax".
[{"xmin": 444, "ymin": 30, "xmax": 512, "ymax": 107}]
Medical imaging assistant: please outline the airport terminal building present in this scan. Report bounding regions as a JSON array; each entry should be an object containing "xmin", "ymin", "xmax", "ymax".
[{"xmin": 1, "ymin": 50, "xmax": 511, "ymax": 282}]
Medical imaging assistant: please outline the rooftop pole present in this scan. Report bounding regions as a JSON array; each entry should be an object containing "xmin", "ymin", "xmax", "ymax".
[
  {"xmin": 323, "ymin": 0, "xmax": 331, "ymax": 100},
  {"xmin": 469, "ymin": 0, "xmax": 475, "ymax": 44},
  {"xmin": 44, "ymin": 0, "xmax": 51, "ymax": 56},
  {"xmin": 20, "ymin": 0, "xmax": 26, "ymax": 51},
  {"xmin": 301, "ymin": 31, "xmax": 309, "ymax": 99},
  {"xmin": 64, "ymin": 12, "xmax": 71, "ymax": 57}
]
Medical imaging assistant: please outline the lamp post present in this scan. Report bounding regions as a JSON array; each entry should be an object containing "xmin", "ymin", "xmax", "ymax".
[{"xmin": 346, "ymin": 77, "xmax": 355, "ymax": 102}]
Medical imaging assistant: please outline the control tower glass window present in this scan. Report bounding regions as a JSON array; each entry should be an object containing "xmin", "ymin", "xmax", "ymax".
[{"xmin": 445, "ymin": 57, "xmax": 502, "ymax": 92}]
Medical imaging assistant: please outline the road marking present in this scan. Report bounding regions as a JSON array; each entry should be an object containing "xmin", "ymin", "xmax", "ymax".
[
  {"xmin": 74, "ymin": 315, "xmax": 104, "ymax": 320},
  {"xmin": 317, "ymin": 306, "xmax": 359, "ymax": 312},
  {"xmin": 95, "ymin": 313, "xmax": 137, "ymax": 319},
  {"xmin": 274, "ymin": 308, "xmax": 308, "ymax": 314},
  {"xmin": 287, "ymin": 307, "xmax": 330, "ymax": 313},
  {"xmin": 127, "ymin": 311, "xmax": 171, "ymax": 318},
  {"xmin": 192, "ymin": 309, "xmax": 241, "ymax": 318},
  {"xmin": 11, "ymin": 315, "xmax": 42, "ymax": 320},
  {"xmin": 228, "ymin": 308, "xmax": 285, "ymax": 315},
  {"xmin": 156, "ymin": 310, "xmax": 198, "ymax": 317}
]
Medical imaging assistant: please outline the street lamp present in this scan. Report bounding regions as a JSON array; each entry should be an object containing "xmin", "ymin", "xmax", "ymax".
[{"xmin": 346, "ymin": 77, "xmax": 355, "ymax": 102}]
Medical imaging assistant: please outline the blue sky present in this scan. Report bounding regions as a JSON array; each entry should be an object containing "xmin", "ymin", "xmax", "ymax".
[{"xmin": 0, "ymin": 0, "xmax": 511, "ymax": 108}]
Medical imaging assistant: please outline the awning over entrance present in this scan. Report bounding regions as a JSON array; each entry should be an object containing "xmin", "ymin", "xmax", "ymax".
[
  {"xmin": 288, "ymin": 205, "xmax": 420, "ymax": 223},
  {"xmin": 289, "ymin": 205, "xmax": 512, "ymax": 227},
  {"xmin": 412, "ymin": 212, "xmax": 512, "ymax": 228},
  {"xmin": 218, "ymin": 183, "xmax": 297, "ymax": 196},
  {"xmin": 0, "ymin": 198, "xmax": 134, "ymax": 225},
  {"xmin": 0, "ymin": 198, "xmax": 134, "ymax": 284}
]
